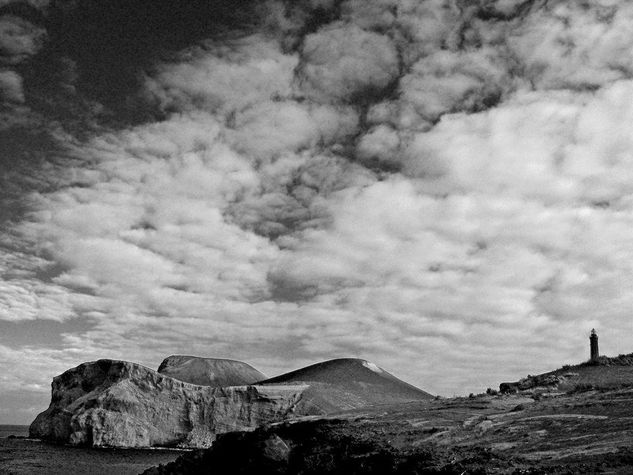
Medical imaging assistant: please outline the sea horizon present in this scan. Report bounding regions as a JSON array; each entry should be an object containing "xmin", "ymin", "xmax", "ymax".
[
  {"xmin": 0, "ymin": 425, "xmax": 186, "ymax": 474},
  {"xmin": 0, "ymin": 425, "xmax": 29, "ymax": 438}
]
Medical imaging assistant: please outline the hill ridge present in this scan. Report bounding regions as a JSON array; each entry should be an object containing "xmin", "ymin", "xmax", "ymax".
[
  {"xmin": 258, "ymin": 357, "xmax": 432, "ymax": 411},
  {"xmin": 500, "ymin": 352, "xmax": 633, "ymax": 394},
  {"xmin": 157, "ymin": 355, "xmax": 266, "ymax": 387}
]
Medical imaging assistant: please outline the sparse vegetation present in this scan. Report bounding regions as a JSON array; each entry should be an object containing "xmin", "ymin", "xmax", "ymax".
[
  {"xmin": 144, "ymin": 383, "xmax": 633, "ymax": 474},
  {"xmin": 580, "ymin": 353, "xmax": 633, "ymax": 367}
]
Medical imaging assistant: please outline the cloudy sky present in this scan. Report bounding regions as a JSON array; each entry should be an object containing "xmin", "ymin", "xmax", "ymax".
[{"xmin": 2, "ymin": 0, "xmax": 633, "ymax": 423}]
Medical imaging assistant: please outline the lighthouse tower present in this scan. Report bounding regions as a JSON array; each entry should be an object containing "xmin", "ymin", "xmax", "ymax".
[{"xmin": 590, "ymin": 329, "xmax": 599, "ymax": 361}]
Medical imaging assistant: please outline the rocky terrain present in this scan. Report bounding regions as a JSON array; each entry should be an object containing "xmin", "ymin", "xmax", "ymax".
[
  {"xmin": 157, "ymin": 356, "xmax": 266, "ymax": 387},
  {"xmin": 500, "ymin": 355, "xmax": 633, "ymax": 395},
  {"xmin": 29, "ymin": 359, "xmax": 308, "ymax": 448},
  {"xmin": 29, "ymin": 357, "xmax": 430, "ymax": 449},
  {"xmin": 144, "ymin": 355, "xmax": 633, "ymax": 474}
]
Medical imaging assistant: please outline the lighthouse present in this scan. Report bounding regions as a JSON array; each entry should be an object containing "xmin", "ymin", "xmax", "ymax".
[{"xmin": 590, "ymin": 329, "xmax": 599, "ymax": 361}]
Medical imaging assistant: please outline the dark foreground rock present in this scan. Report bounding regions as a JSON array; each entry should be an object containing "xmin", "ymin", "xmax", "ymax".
[{"xmin": 144, "ymin": 387, "xmax": 633, "ymax": 474}]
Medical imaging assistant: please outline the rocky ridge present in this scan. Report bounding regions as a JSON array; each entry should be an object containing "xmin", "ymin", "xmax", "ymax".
[
  {"xmin": 259, "ymin": 358, "xmax": 433, "ymax": 412},
  {"xmin": 143, "ymin": 389, "xmax": 633, "ymax": 474},
  {"xmin": 29, "ymin": 357, "xmax": 431, "ymax": 448},
  {"xmin": 157, "ymin": 355, "xmax": 266, "ymax": 387},
  {"xmin": 144, "ymin": 354, "xmax": 633, "ymax": 474},
  {"xmin": 29, "ymin": 359, "xmax": 308, "ymax": 448},
  {"xmin": 499, "ymin": 353, "xmax": 633, "ymax": 395}
]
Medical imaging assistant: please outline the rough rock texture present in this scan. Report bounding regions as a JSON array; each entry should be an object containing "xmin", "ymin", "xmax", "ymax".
[
  {"xmin": 29, "ymin": 357, "xmax": 433, "ymax": 449},
  {"xmin": 157, "ymin": 355, "xmax": 266, "ymax": 387},
  {"xmin": 145, "ymin": 383, "xmax": 633, "ymax": 474},
  {"xmin": 29, "ymin": 359, "xmax": 308, "ymax": 448},
  {"xmin": 499, "ymin": 374, "xmax": 564, "ymax": 394}
]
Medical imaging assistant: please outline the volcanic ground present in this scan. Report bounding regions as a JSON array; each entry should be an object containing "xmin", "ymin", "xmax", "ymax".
[{"xmin": 144, "ymin": 355, "xmax": 633, "ymax": 474}]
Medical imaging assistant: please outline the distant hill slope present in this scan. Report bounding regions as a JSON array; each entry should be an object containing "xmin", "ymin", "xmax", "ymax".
[
  {"xmin": 259, "ymin": 358, "xmax": 433, "ymax": 412},
  {"xmin": 30, "ymin": 357, "xmax": 433, "ymax": 448},
  {"xmin": 158, "ymin": 355, "xmax": 266, "ymax": 387},
  {"xmin": 500, "ymin": 353, "xmax": 633, "ymax": 394}
]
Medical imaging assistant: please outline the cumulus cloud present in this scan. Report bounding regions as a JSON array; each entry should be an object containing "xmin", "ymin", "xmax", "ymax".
[
  {"xmin": 227, "ymin": 100, "xmax": 359, "ymax": 159},
  {"xmin": 0, "ymin": 15, "xmax": 46, "ymax": 64},
  {"xmin": 0, "ymin": 11, "xmax": 46, "ymax": 127},
  {"xmin": 355, "ymin": 124, "xmax": 401, "ymax": 168},
  {"xmin": 147, "ymin": 35, "xmax": 298, "ymax": 116},
  {"xmin": 340, "ymin": 0, "xmax": 398, "ymax": 31},
  {"xmin": 6, "ymin": 0, "xmax": 633, "ymax": 422},
  {"xmin": 506, "ymin": 1, "xmax": 633, "ymax": 90},
  {"xmin": 0, "ymin": 69, "xmax": 23, "ymax": 102},
  {"xmin": 399, "ymin": 47, "xmax": 518, "ymax": 123},
  {"xmin": 402, "ymin": 80, "xmax": 633, "ymax": 205},
  {"xmin": 393, "ymin": 0, "xmax": 460, "ymax": 61},
  {"xmin": 297, "ymin": 23, "xmax": 400, "ymax": 102}
]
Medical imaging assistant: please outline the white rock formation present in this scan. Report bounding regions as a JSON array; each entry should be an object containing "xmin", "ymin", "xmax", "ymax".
[{"xmin": 29, "ymin": 359, "xmax": 308, "ymax": 448}]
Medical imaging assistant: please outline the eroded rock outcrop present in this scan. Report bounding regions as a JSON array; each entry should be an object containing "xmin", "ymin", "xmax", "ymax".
[
  {"xmin": 30, "ymin": 357, "xmax": 433, "ymax": 449},
  {"xmin": 157, "ymin": 355, "xmax": 266, "ymax": 387},
  {"xmin": 29, "ymin": 359, "xmax": 308, "ymax": 448},
  {"xmin": 499, "ymin": 374, "xmax": 564, "ymax": 394}
]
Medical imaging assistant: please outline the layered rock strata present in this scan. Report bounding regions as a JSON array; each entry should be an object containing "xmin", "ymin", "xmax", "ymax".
[
  {"xmin": 30, "ymin": 357, "xmax": 433, "ymax": 448},
  {"xmin": 29, "ymin": 359, "xmax": 308, "ymax": 448}
]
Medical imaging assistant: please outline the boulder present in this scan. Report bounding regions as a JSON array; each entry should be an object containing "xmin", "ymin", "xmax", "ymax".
[{"xmin": 500, "ymin": 374, "xmax": 563, "ymax": 394}]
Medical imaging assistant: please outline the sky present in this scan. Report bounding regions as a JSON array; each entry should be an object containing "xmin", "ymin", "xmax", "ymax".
[{"xmin": 1, "ymin": 0, "xmax": 633, "ymax": 424}]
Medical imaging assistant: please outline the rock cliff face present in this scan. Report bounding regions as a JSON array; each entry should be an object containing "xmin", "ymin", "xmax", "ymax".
[
  {"xmin": 29, "ymin": 359, "xmax": 308, "ymax": 448},
  {"xmin": 30, "ymin": 357, "xmax": 433, "ymax": 449},
  {"xmin": 157, "ymin": 355, "xmax": 266, "ymax": 387}
]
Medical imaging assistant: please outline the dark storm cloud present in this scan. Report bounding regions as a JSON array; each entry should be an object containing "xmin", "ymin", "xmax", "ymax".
[
  {"xmin": 0, "ymin": 0, "xmax": 271, "ymax": 227},
  {"xmin": 5, "ymin": 0, "xmax": 265, "ymax": 131}
]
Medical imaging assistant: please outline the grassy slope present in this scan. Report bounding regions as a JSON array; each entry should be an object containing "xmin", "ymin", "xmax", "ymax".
[{"xmin": 501, "ymin": 352, "xmax": 633, "ymax": 393}]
